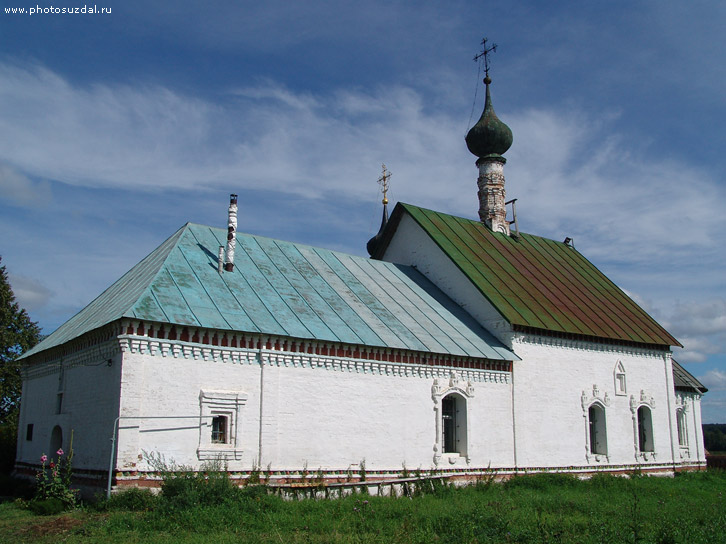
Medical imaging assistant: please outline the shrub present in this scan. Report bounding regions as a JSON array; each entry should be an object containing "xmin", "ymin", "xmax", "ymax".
[
  {"xmin": 503, "ymin": 472, "xmax": 579, "ymax": 491},
  {"xmin": 103, "ymin": 487, "xmax": 159, "ymax": 511},
  {"xmin": 143, "ymin": 451, "xmax": 242, "ymax": 510},
  {"xmin": 27, "ymin": 497, "xmax": 66, "ymax": 516}
]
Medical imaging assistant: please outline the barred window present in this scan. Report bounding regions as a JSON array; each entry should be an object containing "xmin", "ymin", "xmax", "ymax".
[{"xmin": 211, "ymin": 415, "xmax": 228, "ymax": 444}]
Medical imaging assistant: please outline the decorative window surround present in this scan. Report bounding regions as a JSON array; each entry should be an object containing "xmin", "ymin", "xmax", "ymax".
[
  {"xmin": 631, "ymin": 391, "xmax": 656, "ymax": 461},
  {"xmin": 198, "ymin": 390, "xmax": 248, "ymax": 461},
  {"xmin": 614, "ymin": 361, "xmax": 627, "ymax": 396},
  {"xmin": 431, "ymin": 373, "xmax": 474, "ymax": 467},
  {"xmin": 581, "ymin": 384, "xmax": 611, "ymax": 463},
  {"xmin": 675, "ymin": 399, "xmax": 689, "ymax": 456}
]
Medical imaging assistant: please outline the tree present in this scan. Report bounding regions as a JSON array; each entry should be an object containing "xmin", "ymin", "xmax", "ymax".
[{"xmin": 0, "ymin": 256, "xmax": 42, "ymax": 472}]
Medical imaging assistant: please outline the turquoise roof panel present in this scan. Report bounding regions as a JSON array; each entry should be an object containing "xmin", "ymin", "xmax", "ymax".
[
  {"xmin": 21, "ymin": 225, "xmax": 186, "ymax": 358},
  {"xmin": 22, "ymin": 223, "xmax": 518, "ymax": 362}
]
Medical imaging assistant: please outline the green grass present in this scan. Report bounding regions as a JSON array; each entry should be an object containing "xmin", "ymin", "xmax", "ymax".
[{"xmin": 1, "ymin": 470, "xmax": 725, "ymax": 543}]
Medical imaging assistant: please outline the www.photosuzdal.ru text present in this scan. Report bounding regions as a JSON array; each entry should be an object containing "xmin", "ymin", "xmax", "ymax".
[{"xmin": 4, "ymin": 5, "xmax": 112, "ymax": 16}]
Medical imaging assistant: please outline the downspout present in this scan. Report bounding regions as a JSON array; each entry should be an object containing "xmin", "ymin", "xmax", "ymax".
[
  {"xmin": 510, "ymin": 360, "xmax": 518, "ymax": 470},
  {"xmin": 258, "ymin": 345, "xmax": 265, "ymax": 468}
]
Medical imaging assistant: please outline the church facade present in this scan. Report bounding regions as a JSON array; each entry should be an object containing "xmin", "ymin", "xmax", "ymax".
[{"xmin": 15, "ymin": 77, "xmax": 706, "ymax": 491}]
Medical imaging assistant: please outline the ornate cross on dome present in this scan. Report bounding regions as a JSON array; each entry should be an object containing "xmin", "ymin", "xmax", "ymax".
[
  {"xmin": 473, "ymin": 37, "xmax": 497, "ymax": 79},
  {"xmin": 377, "ymin": 163, "xmax": 391, "ymax": 205}
]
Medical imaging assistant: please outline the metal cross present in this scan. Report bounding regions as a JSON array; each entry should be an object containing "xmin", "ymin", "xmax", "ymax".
[
  {"xmin": 473, "ymin": 37, "xmax": 497, "ymax": 78},
  {"xmin": 378, "ymin": 163, "xmax": 391, "ymax": 205}
]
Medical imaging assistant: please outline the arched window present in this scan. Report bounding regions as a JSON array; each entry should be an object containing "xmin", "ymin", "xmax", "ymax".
[
  {"xmin": 637, "ymin": 406, "xmax": 654, "ymax": 452},
  {"xmin": 50, "ymin": 425, "xmax": 63, "ymax": 454},
  {"xmin": 676, "ymin": 408, "xmax": 687, "ymax": 447},
  {"xmin": 441, "ymin": 393, "xmax": 467, "ymax": 456},
  {"xmin": 588, "ymin": 404, "xmax": 608, "ymax": 455}
]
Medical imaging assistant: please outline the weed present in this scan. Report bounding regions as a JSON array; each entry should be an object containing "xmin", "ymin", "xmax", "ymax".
[{"xmin": 247, "ymin": 460, "xmax": 261, "ymax": 485}]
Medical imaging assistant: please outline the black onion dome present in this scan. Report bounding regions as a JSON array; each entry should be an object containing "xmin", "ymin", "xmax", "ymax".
[
  {"xmin": 366, "ymin": 202, "xmax": 389, "ymax": 257},
  {"xmin": 465, "ymin": 78, "xmax": 513, "ymax": 159}
]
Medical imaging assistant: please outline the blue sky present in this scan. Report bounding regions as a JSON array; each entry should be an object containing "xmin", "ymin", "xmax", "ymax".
[{"xmin": 1, "ymin": 1, "xmax": 724, "ymax": 423}]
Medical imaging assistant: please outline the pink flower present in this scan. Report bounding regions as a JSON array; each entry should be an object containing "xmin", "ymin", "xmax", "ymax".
[
  {"xmin": 40, "ymin": 454, "xmax": 48, "ymax": 463},
  {"xmin": 56, "ymin": 448, "xmax": 64, "ymax": 456},
  {"xmin": 49, "ymin": 462, "xmax": 55, "ymax": 469}
]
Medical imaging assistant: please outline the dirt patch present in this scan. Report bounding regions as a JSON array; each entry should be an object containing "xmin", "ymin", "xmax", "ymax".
[{"xmin": 21, "ymin": 515, "xmax": 86, "ymax": 537}]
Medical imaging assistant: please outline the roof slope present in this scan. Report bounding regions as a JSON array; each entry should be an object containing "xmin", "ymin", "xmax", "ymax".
[
  {"xmin": 376, "ymin": 203, "xmax": 680, "ymax": 348},
  {"xmin": 672, "ymin": 360, "xmax": 708, "ymax": 393},
  {"xmin": 23, "ymin": 223, "xmax": 516, "ymax": 361}
]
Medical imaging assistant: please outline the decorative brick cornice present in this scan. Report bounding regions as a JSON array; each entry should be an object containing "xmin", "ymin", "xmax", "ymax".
[
  {"xmin": 512, "ymin": 329, "xmax": 667, "ymax": 359},
  {"xmin": 118, "ymin": 334, "xmax": 511, "ymax": 384},
  {"xmin": 22, "ymin": 338, "xmax": 120, "ymax": 380}
]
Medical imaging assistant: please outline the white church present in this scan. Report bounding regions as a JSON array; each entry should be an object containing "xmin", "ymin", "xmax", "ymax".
[{"xmin": 15, "ymin": 73, "xmax": 707, "ymax": 492}]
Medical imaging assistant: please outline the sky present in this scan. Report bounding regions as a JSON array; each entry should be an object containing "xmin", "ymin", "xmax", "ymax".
[{"xmin": 1, "ymin": 1, "xmax": 724, "ymax": 423}]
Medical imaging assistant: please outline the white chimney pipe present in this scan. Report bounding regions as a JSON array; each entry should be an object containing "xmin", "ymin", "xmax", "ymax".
[
  {"xmin": 224, "ymin": 194, "xmax": 238, "ymax": 272},
  {"xmin": 217, "ymin": 245, "xmax": 225, "ymax": 274}
]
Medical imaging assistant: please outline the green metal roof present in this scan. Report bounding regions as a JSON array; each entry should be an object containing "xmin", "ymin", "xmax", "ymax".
[
  {"xmin": 375, "ymin": 203, "xmax": 680, "ymax": 348},
  {"xmin": 672, "ymin": 360, "xmax": 707, "ymax": 393},
  {"xmin": 22, "ymin": 223, "xmax": 517, "ymax": 361}
]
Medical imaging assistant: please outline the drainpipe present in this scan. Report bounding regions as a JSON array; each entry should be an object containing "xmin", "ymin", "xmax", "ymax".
[
  {"xmin": 107, "ymin": 415, "xmax": 209, "ymax": 499},
  {"xmin": 258, "ymin": 345, "xmax": 265, "ymax": 468},
  {"xmin": 510, "ymin": 360, "xmax": 518, "ymax": 470}
]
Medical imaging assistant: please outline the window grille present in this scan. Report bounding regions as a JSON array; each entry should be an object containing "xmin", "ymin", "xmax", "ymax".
[
  {"xmin": 211, "ymin": 415, "xmax": 228, "ymax": 444},
  {"xmin": 442, "ymin": 396, "xmax": 457, "ymax": 453}
]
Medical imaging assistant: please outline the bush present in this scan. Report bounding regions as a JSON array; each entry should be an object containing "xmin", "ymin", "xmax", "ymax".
[
  {"xmin": 503, "ymin": 472, "xmax": 579, "ymax": 491},
  {"xmin": 102, "ymin": 487, "xmax": 159, "ymax": 511},
  {"xmin": 143, "ymin": 451, "xmax": 242, "ymax": 510},
  {"xmin": 27, "ymin": 497, "xmax": 66, "ymax": 516}
]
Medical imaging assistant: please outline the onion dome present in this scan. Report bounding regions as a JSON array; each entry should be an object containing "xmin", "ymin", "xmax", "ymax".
[
  {"xmin": 366, "ymin": 199, "xmax": 388, "ymax": 257},
  {"xmin": 465, "ymin": 77, "xmax": 513, "ymax": 159}
]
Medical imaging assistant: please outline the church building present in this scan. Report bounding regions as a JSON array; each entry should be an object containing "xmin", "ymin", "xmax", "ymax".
[{"xmin": 15, "ymin": 71, "xmax": 707, "ymax": 492}]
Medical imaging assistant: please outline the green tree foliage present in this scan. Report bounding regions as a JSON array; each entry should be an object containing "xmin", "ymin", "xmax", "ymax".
[
  {"xmin": 703, "ymin": 424, "xmax": 726, "ymax": 453},
  {"xmin": 0, "ymin": 256, "xmax": 42, "ymax": 472}
]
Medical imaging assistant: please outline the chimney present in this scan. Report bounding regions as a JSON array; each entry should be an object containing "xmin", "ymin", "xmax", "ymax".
[{"xmin": 224, "ymin": 194, "xmax": 238, "ymax": 272}]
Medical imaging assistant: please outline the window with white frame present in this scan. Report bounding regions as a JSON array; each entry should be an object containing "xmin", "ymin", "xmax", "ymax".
[
  {"xmin": 198, "ymin": 390, "xmax": 247, "ymax": 460},
  {"xmin": 441, "ymin": 392, "xmax": 468, "ymax": 457},
  {"xmin": 431, "ymin": 374, "xmax": 473, "ymax": 467},
  {"xmin": 588, "ymin": 403, "xmax": 608, "ymax": 455},
  {"xmin": 211, "ymin": 415, "xmax": 228, "ymax": 444},
  {"xmin": 637, "ymin": 406, "xmax": 654, "ymax": 453},
  {"xmin": 676, "ymin": 408, "xmax": 687, "ymax": 447}
]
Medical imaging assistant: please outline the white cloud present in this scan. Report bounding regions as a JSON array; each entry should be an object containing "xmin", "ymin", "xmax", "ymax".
[
  {"xmin": 663, "ymin": 299, "xmax": 726, "ymax": 364},
  {"xmin": 1, "ymin": 61, "xmax": 725, "ymax": 364},
  {"xmin": 697, "ymin": 369, "xmax": 726, "ymax": 392},
  {"xmin": 0, "ymin": 163, "xmax": 52, "ymax": 207},
  {"xmin": 6, "ymin": 273, "xmax": 53, "ymax": 314}
]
